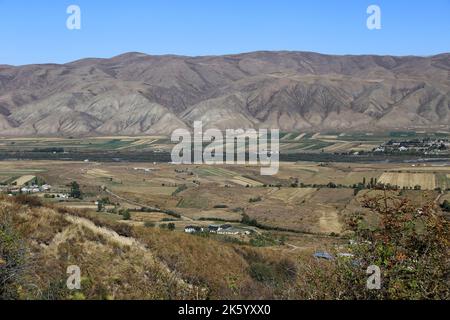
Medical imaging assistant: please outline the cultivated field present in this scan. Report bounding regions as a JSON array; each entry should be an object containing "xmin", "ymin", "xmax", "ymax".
[
  {"xmin": 379, "ymin": 172, "xmax": 436, "ymax": 190},
  {"xmin": 11, "ymin": 175, "xmax": 36, "ymax": 186},
  {"xmin": 1, "ymin": 152, "xmax": 449, "ymax": 239}
]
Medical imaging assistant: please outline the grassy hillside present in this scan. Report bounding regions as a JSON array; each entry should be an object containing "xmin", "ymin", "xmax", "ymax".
[
  {"xmin": 1, "ymin": 194, "xmax": 448, "ymax": 300},
  {"xmin": 0, "ymin": 195, "xmax": 303, "ymax": 300}
]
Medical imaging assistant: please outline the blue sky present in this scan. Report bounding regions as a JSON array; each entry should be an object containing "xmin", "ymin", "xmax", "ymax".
[{"xmin": 1, "ymin": 0, "xmax": 449, "ymax": 65}]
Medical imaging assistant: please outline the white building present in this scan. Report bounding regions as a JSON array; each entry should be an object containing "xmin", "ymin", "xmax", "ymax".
[{"xmin": 184, "ymin": 226, "xmax": 204, "ymax": 233}]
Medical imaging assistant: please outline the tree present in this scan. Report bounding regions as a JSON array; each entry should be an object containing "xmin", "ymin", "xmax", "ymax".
[
  {"xmin": 327, "ymin": 182, "xmax": 337, "ymax": 188},
  {"xmin": 336, "ymin": 195, "xmax": 449, "ymax": 299},
  {"xmin": 70, "ymin": 181, "xmax": 82, "ymax": 199},
  {"xmin": 167, "ymin": 223, "xmax": 176, "ymax": 231},
  {"xmin": 241, "ymin": 213, "xmax": 258, "ymax": 227},
  {"xmin": 441, "ymin": 200, "xmax": 450, "ymax": 212},
  {"xmin": 121, "ymin": 210, "xmax": 131, "ymax": 221}
]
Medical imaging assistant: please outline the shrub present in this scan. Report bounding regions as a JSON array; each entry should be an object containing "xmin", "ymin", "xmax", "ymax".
[
  {"xmin": 249, "ymin": 196, "xmax": 262, "ymax": 203},
  {"xmin": 0, "ymin": 209, "xmax": 28, "ymax": 299},
  {"xmin": 441, "ymin": 200, "xmax": 450, "ymax": 212},
  {"xmin": 13, "ymin": 195, "xmax": 43, "ymax": 208},
  {"xmin": 121, "ymin": 210, "xmax": 131, "ymax": 221},
  {"xmin": 161, "ymin": 210, "xmax": 182, "ymax": 219},
  {"xmin": 241, "ymin": 213, "xmax": 258, "ymax": 227},
  {"xmin": 213, "ymin": 204, "xmax": 229, "ymax": 209},
  {"xmin": 144, "ymin": 221, "xmax": 155, "ymax": 228},
  {"xmin": 249, "ymin": 234, "xmax": 277, "ymax": 247},
  {"xmin": 69, "ymin": 181, "xmax": 82, "ymax": 199},
  {"xmin": 336, "ymin": 195, "xmax": 450, "ymax": 299},
  {"xmin": 249, "ymin": 262, "xmax": 275, "ymax": 283}
]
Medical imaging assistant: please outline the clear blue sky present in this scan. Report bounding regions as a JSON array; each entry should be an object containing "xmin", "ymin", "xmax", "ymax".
[{"xmin": 1, "ymin": 0, "xmax": 449, "ymax": 65}]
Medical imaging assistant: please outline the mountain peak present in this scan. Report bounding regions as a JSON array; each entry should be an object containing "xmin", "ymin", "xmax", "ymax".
[{"xmin": 0, "ymin": 51, "xmax": 449, "ymax": 136}]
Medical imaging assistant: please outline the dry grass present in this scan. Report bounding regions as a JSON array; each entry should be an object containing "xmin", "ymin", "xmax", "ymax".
[
  {"xmin": 230, "ymin": 176, "xmax": 264, "ymax": 187},
  {"xmin": 85, "ymin": 169, "xmax": 112, "ymax": 178},
  {"xmin": 0, "ymin": 196, "xmax": 202, "ymax": 300},
  {"xmin": 379, "ymin": 172, "xmax": 436, "ymax": 190},
  {"xmin": 1, "ymin": 196, "xmax": 312, "ymax": 300},
  {"xmin": 269, "ymin": 188, "xmax": 316, "ymax": 203}
]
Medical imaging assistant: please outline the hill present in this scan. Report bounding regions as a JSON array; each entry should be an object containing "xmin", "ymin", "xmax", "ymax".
[
  {"xmin": 0, "ymin": 51, "xmax": 449, "ymax": 136},
  {"xmin": 0, "ymin": 196, "xmax": 302, "ymax": 299}
]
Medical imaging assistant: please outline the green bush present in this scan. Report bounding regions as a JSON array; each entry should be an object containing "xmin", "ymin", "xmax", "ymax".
[
  {"xmin": 167, "ymin": 223, "xmax": 176, "ymax": 231},
  {"xmin": 213, "ymin": 204, "xmax": 229, "ymax": 209},
  {"xmin": 121, "ymin": 210, "xmax": 131, "ymax": 221},
  {"xmin": 441, "ymin": 200, "xmax": 450, "ymax": 212},
  {"xmin": 336, "ymin": 196, "xmax": 450, "ymax": 299},
  {"xmin": 69, "ymin": 181, "xmax": 82, "ymax": 199},
  {"xmin": 249, "ymin": 262, "xmax": 275, "ymax": 283},
  {"xmin": 241, "ymin": 214, "xmax": 261, "ymax": 228}
]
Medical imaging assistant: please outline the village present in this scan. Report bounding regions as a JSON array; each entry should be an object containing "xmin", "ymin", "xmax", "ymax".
[
  {"xmin": 372, "ymin": 137, "xmax": 449, "ymax": 155},
  {"xmin": 0, "ymin": 171, "xmax": 256, "ymax": 240},
  {"xmin": 184, "ymin": 224, "xmax": 252, "ymax": 236},
  {"xmin": 0, "ymin": 175, "xmax": 71, "ymax": 199}
]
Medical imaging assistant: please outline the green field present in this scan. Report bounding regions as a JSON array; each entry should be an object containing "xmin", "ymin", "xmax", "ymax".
[
  {"xmin": 177, "ymin": 197, "xmax": 209, "ymax": 209},
  {"xmin": 194, "ymin": 167, "xmax": 237, "ymax": 177}
]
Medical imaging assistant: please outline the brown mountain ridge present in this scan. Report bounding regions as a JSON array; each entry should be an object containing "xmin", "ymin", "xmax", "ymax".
[{"xmin": 0, "ymin": 51, "xmax": 449, "ymax": 136}]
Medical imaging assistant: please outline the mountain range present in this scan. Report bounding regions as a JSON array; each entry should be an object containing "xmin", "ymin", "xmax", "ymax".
[{"xmin": 0, "ymin": 51, "xmax": 449, "ymax": 136}]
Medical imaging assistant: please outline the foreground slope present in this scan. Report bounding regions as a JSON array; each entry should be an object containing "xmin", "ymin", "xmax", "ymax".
[
  {"xmin": 1, "ymin": 193, "xmax": 448, "ymax": 300},
  {"xmin": 0, "ymin": 196, "xmax": 303, "ymax": 300}
]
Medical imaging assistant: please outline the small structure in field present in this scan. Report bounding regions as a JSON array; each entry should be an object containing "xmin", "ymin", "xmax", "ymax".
[
  {"xmin": 313, "ymin": 252, "xmax": 334, "ymax": 261},
  {"xmin": 208, "ymin": 224, "xmax": 222, "ymax": 233},
  {"xmin": 184, "ymin": 225, "xmax": 204, "ymax": 234},
  {"xmin": 208, "ymin": 224, "xmax": 251, "ymax": 235}
]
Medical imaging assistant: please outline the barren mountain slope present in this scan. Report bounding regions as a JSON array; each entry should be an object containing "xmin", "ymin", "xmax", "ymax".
[{"xmin": 0, "ymin": 51, "xmax": 449, "ymax": 136}]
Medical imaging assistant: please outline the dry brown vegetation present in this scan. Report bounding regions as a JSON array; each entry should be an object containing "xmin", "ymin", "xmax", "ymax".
[
  {"xmin": 2, "ymin": 157, "xmax": 450, "ymax": 300},
  {"xmin": 1, "ymin": 192, "xmax": 449, "ymax": 300},
  {"xmin": 0, "ymin": 196, "xmax": 204, "ymax": 299},
  {"xmin": 0, "ymin": 196, "xmax": 307, "ymax": 300}
]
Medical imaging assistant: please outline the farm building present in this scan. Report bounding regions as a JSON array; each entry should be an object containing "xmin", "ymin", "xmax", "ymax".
[
  {"xmin": 184, "ymin": 226, "xmax": 204, "ymax": 234},
  {"xmin": 19, "ymin": 184, "xmax": 52, "ymax": 194},
  {"xmin": 313, "ymin": 252, "xmax": 334, "ymax": 260},
  {"xmin": 208, "ymin": 224, "xmax": 251, "ymax": 235},
  {"xmin": 217, "ymin": 228, "xmax": 250, "ymax": 236},
  {"xmin": 208, "ymin": 225, "xmax": 222, "ymax": 233},
  {"xmin": 20, "ymin": 187, "xmax": 40, "ymax": 193}
]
